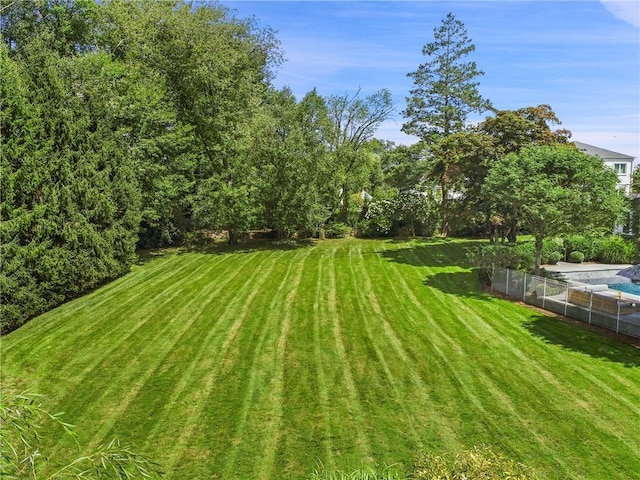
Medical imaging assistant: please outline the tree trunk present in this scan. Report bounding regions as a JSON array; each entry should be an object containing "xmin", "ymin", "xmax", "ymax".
[
  {"xmin": 228, "ymin": 230, "xmax": 239, "ymax": 245},
  {"xmin": 534, "ymin": 234, "xmax": 544, "ymax": 276},
  {"xmin": 506, "ymin": 220, "xmax": 517, "ymax": 243},
  {"xmin": 440, "ymin": 181, "xmax": 449, "ymax": 237},
  {"xmin": 340, "ymin": 184, "xmax": 350, "ymax": 224}
]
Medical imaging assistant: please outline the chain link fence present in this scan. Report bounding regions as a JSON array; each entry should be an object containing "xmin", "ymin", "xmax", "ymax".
[{"xmin": 491, "ymin": 265, "xmax": 640, "ymax": 339}]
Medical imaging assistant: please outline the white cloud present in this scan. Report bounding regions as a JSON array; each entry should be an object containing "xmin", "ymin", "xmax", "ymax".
[{"xmin": 601, "ymin": 1, "xmax": 640, "ymax": 28}]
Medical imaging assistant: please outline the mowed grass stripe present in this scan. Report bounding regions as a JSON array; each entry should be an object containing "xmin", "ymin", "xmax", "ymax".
[
  {"xmin": 329, "ymin": 243, "xmax": 378, "ymax": 462},
  {"xmin": 374, "ymin": 242, "xmax": 496, "ymax": 450},
  {"xmin": 80, "ymin": 251, "xmax": 267, "ymax": 449},
  {"xmin": 2, "ymin": 239, "xmax": 639, "ymax": 479},
  {"xmin": 311, "ymin": 248, "xmax": 337, "ymax": 468},
  {"xmin": 213, "ymin": 247, "xmax": 313, "ymax": 479},
  {"xmin": 154, "ymin": 249, "xmax": 286, "ymax": 475},
  {"xmin": 344, "ymin": 243, "xmax": 425, "ymax": 454},
  {"xmin": 370, "ymin": 242, "xmax": 461, "ymax": 450},
  {"xmin": 135, "ymin": 250, "xmax": 282, "ymax": 455},
  {"xmin": 254, "ymin": 247, "xmax": 314, "ymax": 480},
  {"xmin": 0, "ymin": 254, "xmax": 206, "ymax": 377},
  {"xmin": 41, "ymin": 252, "xmax": 266, "ymax": 461},
  {"xmin": 387, "ymin": 244, "xmax": 595, "ymax": 471},
  {"xmin": 62, "ymin": 254, "xmax": 229, "ymax": 389}
]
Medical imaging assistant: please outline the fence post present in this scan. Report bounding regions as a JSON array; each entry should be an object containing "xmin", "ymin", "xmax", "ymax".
[
  {"xmin": 506, "ymin": 268, "xmax": 510, "ymax": 297},
  {"xmin": 564, "ymin": 285, "xmax": 569, "ymax": 317},
  {"xmin": 588, "ymin": 291, "xmax": 593, "ymax": 325},
  {"xmin": 542, "ymin": 277, "xmax": 547, "ymax": 309},
  {"xmin": 491, "ymin": 264, "xmax": 494, "ymax": 292},
  {"xmin": 523, "ymin": 273, "xmax": 527, "ymax": 301},
  {"xmin": 617, "ymin": 301, "xmax": 621, "ymax": 333}
]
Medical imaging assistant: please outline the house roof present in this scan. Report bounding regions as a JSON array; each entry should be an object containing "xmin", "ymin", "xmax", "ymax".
[{"xmin": 573, "ymin": 141, "xmax": 634, "ymax": 161}]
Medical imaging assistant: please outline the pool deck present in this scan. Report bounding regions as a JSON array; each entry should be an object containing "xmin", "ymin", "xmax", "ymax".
[
  {"xmin": 544, "ymin": 261, "xmax": 633, "ymax": 274},
  {"xmin": 544, "ymin": 262, "xmax": 640, "ymax": 301}
]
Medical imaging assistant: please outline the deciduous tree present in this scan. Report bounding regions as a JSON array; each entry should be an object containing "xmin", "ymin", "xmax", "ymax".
[
  {"xmin": 478, "ymin": 104, "xmax": 571, "ymax": 156},
  {"xmin": 250, "ymin": 87, "xmax": 329, "ymax": 240},
  {"xmin": 484, "ymin": 145, "xmax": 625, "ymax": 274},
  {"xmin": 324, "ymin": 88, "xmax": 394, "ymax": 225}
]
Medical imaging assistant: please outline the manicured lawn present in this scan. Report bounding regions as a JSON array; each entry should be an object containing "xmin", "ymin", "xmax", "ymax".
[{"xmin": 2, "ymin": 238, "xmax": 639, "ymax": 479}]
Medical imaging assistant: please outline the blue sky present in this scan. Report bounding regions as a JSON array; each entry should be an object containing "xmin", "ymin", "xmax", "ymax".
[{"xmin": 220, "ymin": 1, "xmax": 639, "ymax": 163}]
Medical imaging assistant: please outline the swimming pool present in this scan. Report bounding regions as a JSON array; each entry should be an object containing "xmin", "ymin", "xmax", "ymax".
[{"xmin": 608, "ymin": 283, "xmax": 640, "ymax": 296}]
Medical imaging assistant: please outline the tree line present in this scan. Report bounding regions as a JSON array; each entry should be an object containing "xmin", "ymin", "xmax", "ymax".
[{"xmin": 0, "ymin": 1, "xmax": 626, "ymax": 333}]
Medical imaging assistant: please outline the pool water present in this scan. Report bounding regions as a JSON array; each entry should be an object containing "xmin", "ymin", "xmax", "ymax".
[{"xmin": 608, "ymin": 283, "xmax": 640, "ymax": 296}]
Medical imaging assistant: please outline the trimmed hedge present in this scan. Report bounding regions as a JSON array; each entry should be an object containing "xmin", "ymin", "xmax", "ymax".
[{"xmin": 568, "ymin": 251, "xmax": 585, "ymax": 263}]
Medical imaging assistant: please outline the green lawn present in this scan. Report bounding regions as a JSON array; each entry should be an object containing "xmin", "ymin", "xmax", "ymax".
[{"xmin": 2, "ymin": 238, "xmax": 639, "ymax": 479}]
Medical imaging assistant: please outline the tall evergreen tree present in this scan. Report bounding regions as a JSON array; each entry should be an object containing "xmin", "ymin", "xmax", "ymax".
[
  {"xmin": 403, "ymin": 13, "xmax": 491, "ymax": 235},
  {"xmin": 0, "ymin": 40, "xmax": 141, "ymax": 333}
]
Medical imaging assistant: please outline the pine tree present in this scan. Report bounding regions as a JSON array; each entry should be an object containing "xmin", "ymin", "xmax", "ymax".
[{"xmin": 403, "ymin": 13, "xmax": 492, "ymax": 235}]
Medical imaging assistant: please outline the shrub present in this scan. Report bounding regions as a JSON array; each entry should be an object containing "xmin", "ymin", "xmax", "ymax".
[
  {"xmin": 547, "ymin": 251, "xmax": 563, "ymax": 264},
  {"xmin": 568, "ymin": 251, "xmax": 585, "ymax": 263},
  {"xmin": 467, "ymin": 244, "xmax": 535, "ymax": 278},
  {"xmin": 563, "ymin": 235, "xmax": 603, "ymax": 262},
  {"xmin": 362, "ymin": 200, "xmax": 394, "ymax": 237},
  {"xmin": 599, "ymin": 236, "xmax": 635, "ymax": 264},
  {"xmin": 506, "ymin": 239, "xmax": 562, "ymax": 266},
  {"xmin": 325, "ymin": 222, "xmax": 352, "ymax": 238}
]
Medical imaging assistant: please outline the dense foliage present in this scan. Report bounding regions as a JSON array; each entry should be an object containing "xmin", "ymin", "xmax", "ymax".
[
  {"xmin": 1, "ymin": 0, "xmax": 281, "ymax": 332},
  {"xmin": 1, "ymin": 1, "xmax": 630, "ymax": 332},
  {"xmin": 0, "ymin": 38, "xmax": 141, "ymax": 332},
  {"xmin": 483, "ymin": 145, "xmax": 625, "ymax": 273}
]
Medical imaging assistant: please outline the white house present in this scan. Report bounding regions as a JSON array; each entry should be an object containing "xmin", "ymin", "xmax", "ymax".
[{"xmin": 573, "ymin": 141, "xmax": 635, "ymax": 195}]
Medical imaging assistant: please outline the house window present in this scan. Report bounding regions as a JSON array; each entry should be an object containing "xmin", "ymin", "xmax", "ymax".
[{"xmin": 614, "ymin": 163, "xmax": 627, "ymax": 174}]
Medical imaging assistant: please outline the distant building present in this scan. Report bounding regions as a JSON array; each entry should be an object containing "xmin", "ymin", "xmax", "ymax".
[{"xmin": 574, "ymin": 141, "xmax": 635, "ymax": 195}]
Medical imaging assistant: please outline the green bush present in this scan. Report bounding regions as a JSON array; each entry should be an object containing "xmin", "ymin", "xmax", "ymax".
[
  {"xmin": 599, "ymin": 236, "xmax": 635, "ymax": 264},
  {"xmin": 568, "ymin": 251, "xmax": 585, "ymax": 263},
  {"xmin": 325, "ymin": 222, "xmax": 352, "ymax": 238},
  {"xmin": 508, "ymin": 239, "xmax": 562, "ymax": 265},
  {"xmin": 563, "ymin": 235, "xmax": 603, "ymax": 261},
  {"xmin": 547, "ymin": 251, "xmax": 563, "ymax": 264},
  {"xmin": 467, "ymin": 244, "xmax": 535, "ymax": 277}
]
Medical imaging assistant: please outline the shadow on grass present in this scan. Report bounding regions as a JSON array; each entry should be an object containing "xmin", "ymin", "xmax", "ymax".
[
  {"xmin": 137, "ymin": 238, "xmax": 316, "ymax": 264},
  {"xmin": 523, "ymin": 314, "xmax": 640, "ymax": 368},
  {"xmin": 377, "ymin": 238, "xmax": 483, "ymax": 269},
  {"xmin": 422, "ymin": 270, "xmax": 494, "ymax": 300},
  {"xmin": 377, "ymin": 238, "xmax": 492, "ymax": 299}
]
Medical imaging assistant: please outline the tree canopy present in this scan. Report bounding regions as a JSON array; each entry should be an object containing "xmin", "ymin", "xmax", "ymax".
[
  {"xmin": 484, "ymin": 144, "xmax": 626, "ymax": 274},
  {"xmin": 403, "ymin": 12, "xmax": 492, "ymax": 140}
]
